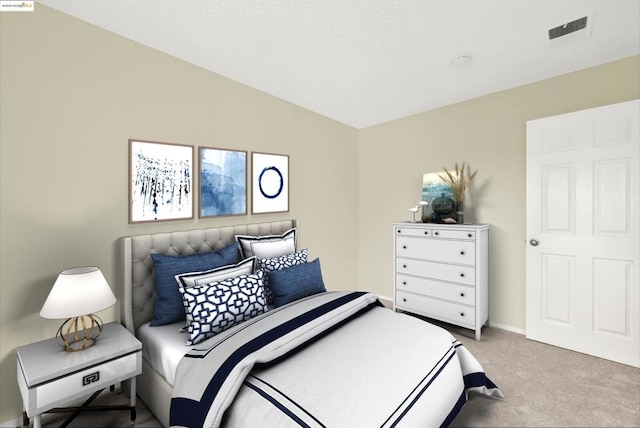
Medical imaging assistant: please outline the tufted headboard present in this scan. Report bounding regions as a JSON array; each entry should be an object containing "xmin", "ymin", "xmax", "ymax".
[{"xmin": 120, "ymin": 220, "xmax": 297, "ymax": 335}]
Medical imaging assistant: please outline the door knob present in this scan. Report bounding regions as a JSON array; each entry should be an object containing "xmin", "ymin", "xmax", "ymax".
[{"xmin": 530, "ymin": 239, "xmax": 539, "ymax": 246}]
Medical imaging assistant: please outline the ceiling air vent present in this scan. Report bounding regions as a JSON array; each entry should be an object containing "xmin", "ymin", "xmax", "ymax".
[{"xmin": 548, "ymin": 16, "xmax": 588, "ymax": 40}]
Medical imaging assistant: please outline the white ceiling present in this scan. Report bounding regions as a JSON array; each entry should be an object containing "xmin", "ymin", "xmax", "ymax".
[{"xmin": 37, "ymin": 0, "xmax": 640, "ymax": 129}]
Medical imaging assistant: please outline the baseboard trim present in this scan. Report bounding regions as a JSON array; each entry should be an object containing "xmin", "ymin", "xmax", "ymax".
[
  {"xmin": 377, "ymin": 294, "xmax": 393, "ymax": 309},
  {"xmin": 489, "ymin": 321, "xmax": 525, "ymax": 335}
]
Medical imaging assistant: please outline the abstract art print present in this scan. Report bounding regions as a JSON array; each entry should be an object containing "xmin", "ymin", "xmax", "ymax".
[
  {"xmin": 199, "ymin": 147, "xmax": 247, "ymax": 218},
  {"xmin": 129, "ymin": 139, "xmax": 194, "ymax": 223},
  {"xmin": 422, "ymin": 171, "xmax": 457, "ymax": 223},
  {"xmin": 251, "ymin": 152, "xmax": 289, "ymax": 214}
]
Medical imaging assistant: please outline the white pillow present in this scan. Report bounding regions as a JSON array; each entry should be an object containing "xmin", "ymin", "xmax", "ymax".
[
  {"xmin": 235, "ymin": 228, "xmax": 296, "ymax": 259},
  {"xmin": 175, "ymin": 257, "xmax": 257, "ymax": 289}
]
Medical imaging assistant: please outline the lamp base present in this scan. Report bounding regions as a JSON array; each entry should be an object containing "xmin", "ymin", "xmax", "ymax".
[{"xmin": 56, "ymin": 315, "xmax": 104, "ymax": 352}]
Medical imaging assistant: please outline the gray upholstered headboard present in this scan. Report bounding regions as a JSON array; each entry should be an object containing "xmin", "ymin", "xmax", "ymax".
[{"xmin": 120, "ymin": 220, "xmax": 297, "ymax": 334}]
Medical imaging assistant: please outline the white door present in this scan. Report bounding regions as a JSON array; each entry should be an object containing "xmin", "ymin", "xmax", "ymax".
[{"xmin": 526, "ymin": 99, "xmax": 640, "ymax": 368}]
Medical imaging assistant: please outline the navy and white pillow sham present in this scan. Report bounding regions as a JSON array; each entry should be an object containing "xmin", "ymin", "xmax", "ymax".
[
  {"xmin": 175, "ymin": 257, "xmax": 257, "ymax": 328},
  {"xmin": 180, "ymin": 270, "xmax": 268, "ymax": 345}
]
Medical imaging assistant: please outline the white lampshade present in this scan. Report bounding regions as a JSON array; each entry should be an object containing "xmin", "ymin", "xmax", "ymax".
[{"xmin": 40, "ymin": 267, "xmax": 117, "ymax": 319}]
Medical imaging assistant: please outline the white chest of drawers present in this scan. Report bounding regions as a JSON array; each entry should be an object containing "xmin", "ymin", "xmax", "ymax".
[{"xmin": 393, "ymin": 222, "xmax": 490, "ymax": 340}]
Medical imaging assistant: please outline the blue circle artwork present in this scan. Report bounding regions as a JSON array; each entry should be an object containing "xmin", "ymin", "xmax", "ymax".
[{"xmin": 258, "ymin": 166, "xmax": 283, "ymax": 199}]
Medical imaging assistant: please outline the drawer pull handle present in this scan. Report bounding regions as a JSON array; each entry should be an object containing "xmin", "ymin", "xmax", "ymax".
[
  {"xmin": 397, "ymin": 230, "xmax": 402, "ymax": 234},
  {"xmin": 403, "ymin": 298, "xmax": 407, "ymax": 302},
  {"xmin": 434, "ymin": 231, "xmax": 439, "ymax": 236},
  {"xmin": 460, "ymin": 251, "xmax": 465, "ymax": 255},
  {"xmin": 403, "ymin": 281, "xmax": 407, "ymax": 285},
  {"xmin": 460, "ymin": 312, "xmax": 465, "ymax": 317},
  {"xmin": 460, "ymin": 292, "xmax": 465, "ymax": 297},
  {"xmin": 460, "ymin": 273, "xmax": 465, "ymax": 277},
  {"xmin": 424, "ymin": 231, "xmax": 428, "ymax": 235},
  {"xmin": 468, "ymin": 233, "xmax": 473, "ymax": 238},
  {"xmin": 402, "ymin": 245, "xmax": 407, "ymax": 249},
  {"xmin": 403, "ymin": 264, "xmax": 407, "ymax": 269}
]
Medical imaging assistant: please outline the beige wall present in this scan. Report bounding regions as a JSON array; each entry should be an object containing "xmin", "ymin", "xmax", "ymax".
[
  {"xmin": 0, "ymin": 6, "xmax": 358, "ymax": 422},
  {"xmin": 1, "ymin": 4, "xmax": 639, "ymax": 425},
  {"xmin": 358, "ymin": 55, "xmax": 640, "ymax": 331}
]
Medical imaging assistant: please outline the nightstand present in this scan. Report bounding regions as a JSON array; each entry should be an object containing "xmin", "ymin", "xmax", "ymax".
[{"xmin": 16, "ymin": 321, "xmax": 142, "ymax": 428}]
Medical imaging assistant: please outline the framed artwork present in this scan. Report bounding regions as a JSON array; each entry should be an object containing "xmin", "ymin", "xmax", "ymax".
[
  {"xmin": 251, "ymin": 152, "xmax": 289, "ymax": 214},
  {"xmin": 129, "ymin": 139, "xmax": 194, "ymax": 223},
  {"xmin": 422, "ymin": 171, "xmax": 456, "ymax": 223},
  {"xmin": 199, "ymin": 147, "xmax": 247, "ymax": 218}
]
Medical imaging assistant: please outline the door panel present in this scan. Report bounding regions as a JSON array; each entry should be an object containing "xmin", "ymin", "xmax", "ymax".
[{"xmin": 526, "ymin": 99, "xmax": 639, "ymax": 368}]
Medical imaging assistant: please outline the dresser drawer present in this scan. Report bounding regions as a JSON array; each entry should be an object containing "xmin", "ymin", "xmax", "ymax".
[
  {"xmin": 394, "ymin": 226, "xmax": 431, "ymax": 237},
  {"xmin": 430, "ymin": 229, "xmax": 476, "ymax": 240},
  {"xmin": 395, "ymin": 291, "xmax": 475, "ymax": 329},
  {"xmin": 396, "ymin": 257, "xmax": 476, "ymax": 286},
  {"xmin": 396, "ymin": 274, "xmax": 475, "ymax": 305},
  {"xmin": 19, "ymin": 351, "xmax": 141, "ymax": 416},
  {"xmin": 396, "ymin": 236, "xmax": 476, "ymax": 265}
]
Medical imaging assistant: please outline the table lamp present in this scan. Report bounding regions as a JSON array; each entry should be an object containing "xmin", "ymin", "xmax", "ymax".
[{"xmin": 40, "ymin": 267, "xmax": 117, "ymax": 352}]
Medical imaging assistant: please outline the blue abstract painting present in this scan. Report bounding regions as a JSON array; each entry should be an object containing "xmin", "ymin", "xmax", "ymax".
[{"xmin": 200, "ymin": 147, "xmax": 247, "ymax": 217}]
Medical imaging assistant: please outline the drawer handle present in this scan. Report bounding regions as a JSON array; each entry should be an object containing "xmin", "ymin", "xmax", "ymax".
[
  {"xmin": 403, "ymin": 281, "xmax": 407, "ymax": 285},
  {"xmin": 403, "ymin": 298, "xmax": 407, "ymax": 302},
  {"xmin": 468, "ymin": 233, "xmax": 472, "ymax": 238},
  {"xmin": 460, "ymin": 292, "xmax": 465, "ymax": 297},
  {"xmin": 434, "ymin": 231, "xmax": 439, "ymax": 236},
  {"xmin": 403, "ymin": 264, "xmax": 407, "ymax": 268},
  {"xmin": 460, "ymin": 273, "xmax": 465, "ymax": 277},
  {"xmin": 424, "ymin": 231, "xmax": 428, "ymax": 235},
  {"xmin": 460, "ymin": 312, "xmax": 465, "ymax": 317},
  {"xmin": 460, "ymin": 251, "xmax": 465, "ymax": 255},
  {"xmin": 402, "ymin": 245, "xmax": 407, "ymax": 249},
  {"xmin": 397, "ymin": 229, "xmax": 402, "ymax": 234}
]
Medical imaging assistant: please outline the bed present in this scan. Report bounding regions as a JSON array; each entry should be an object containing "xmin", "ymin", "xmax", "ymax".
[{"xmin": 121, "ymin": 219, "xmax": 502, "ymax": 427}]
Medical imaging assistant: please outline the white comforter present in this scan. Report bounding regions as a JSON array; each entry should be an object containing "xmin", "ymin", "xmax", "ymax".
[{"xmin": 170, "ymin": 291, "xmax": 502, "ymax": 428}]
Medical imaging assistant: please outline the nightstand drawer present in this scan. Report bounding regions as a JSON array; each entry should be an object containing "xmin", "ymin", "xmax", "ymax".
[
  {"xmin": 396, "ymin": 274, "xmax": 476, "ymax": 305},
  {"xmin": 395, "ymin": 291, "xmax": 475, "ymax": 329},
  {"xmin": 19, "ymin": 351, "xmax": 141, "ymax": 416},
  {"xmin": 396, "ymin": 237, "xmax": 476, "ymax": 265},
  {"xmin": 396, "ymin": 257, "xmax": 476, "ymax": 285}
]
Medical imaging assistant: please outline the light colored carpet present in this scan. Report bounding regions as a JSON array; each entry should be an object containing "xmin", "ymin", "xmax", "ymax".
[
  {"xmin": 26, "ymin": 324, "xmax": 640, "ymax": 427},
  {"xmin": 449, "ymin": 323, "xmax": 640, "ymax": 427}
]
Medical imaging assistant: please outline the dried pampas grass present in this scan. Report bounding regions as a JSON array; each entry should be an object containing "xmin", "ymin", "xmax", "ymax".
[{"xmin": 438, "ymin": 162, "xmax": 477, "ymax": 202}]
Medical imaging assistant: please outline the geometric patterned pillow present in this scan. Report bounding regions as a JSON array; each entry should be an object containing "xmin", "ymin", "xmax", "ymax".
[
  {"xmin": 258, "ymin": 249, "xmax": 308, "ymax": 306},
  {"xmin": 180, "ymin": 269, "xmax": 268, "ymax": 346},
  {"xmin": 175, "ymin": 257, "xmax": 258, "ymax": 329}
]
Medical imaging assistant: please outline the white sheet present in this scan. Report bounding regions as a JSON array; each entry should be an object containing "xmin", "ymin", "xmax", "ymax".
[{"xmin": 137, "ymin": 321, "xmax": 192, "ymax": 386}]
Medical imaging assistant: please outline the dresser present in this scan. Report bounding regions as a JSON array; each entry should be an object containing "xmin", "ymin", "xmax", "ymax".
[{"xmin": 393, "ymin": 222, "xmax": 490, "ymax": 340}]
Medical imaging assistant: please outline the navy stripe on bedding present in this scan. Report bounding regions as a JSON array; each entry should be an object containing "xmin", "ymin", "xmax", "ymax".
[
  {"xmin": 464, "ymin": 372, "xmax": 498, "ymax": 390},
  {"xmin": 441, "ymin": 392, "xmax": 467, "ymax": 428},
  {"xmin": 244, "ymin": 376, "xmax": 326, "ymax": 428},
  {"xmin": 170, "ymin": 292, "xmax": 370, "ymax": 427},
  {"xmin": 382, "ymin": 345, "xmax": 457, "ymax": 428}
]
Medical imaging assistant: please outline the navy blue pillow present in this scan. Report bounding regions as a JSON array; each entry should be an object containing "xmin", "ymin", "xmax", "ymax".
[
  {"xmin": 150, "ymin": 243, "xmax": 239, "ymax": 326},
  {"xmin": 267, "ymin": 258, "xmax": 326, "ymax": 308}
]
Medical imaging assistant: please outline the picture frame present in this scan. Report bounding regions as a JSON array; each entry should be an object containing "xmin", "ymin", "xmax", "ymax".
[
  {"xmin": 199, "ymin": 147, "xmax": 247, "ymax": 218},
  {"xmin": 251, "ymin": 152, "xmax": 289, "ymax": 214},
  {"xmin": 422, "ymin": 171, "xmax": 456, "ymax": 223},
  {"xmin": 129, "ymin": 139, "xmax": 194, "ymax": 223}
]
